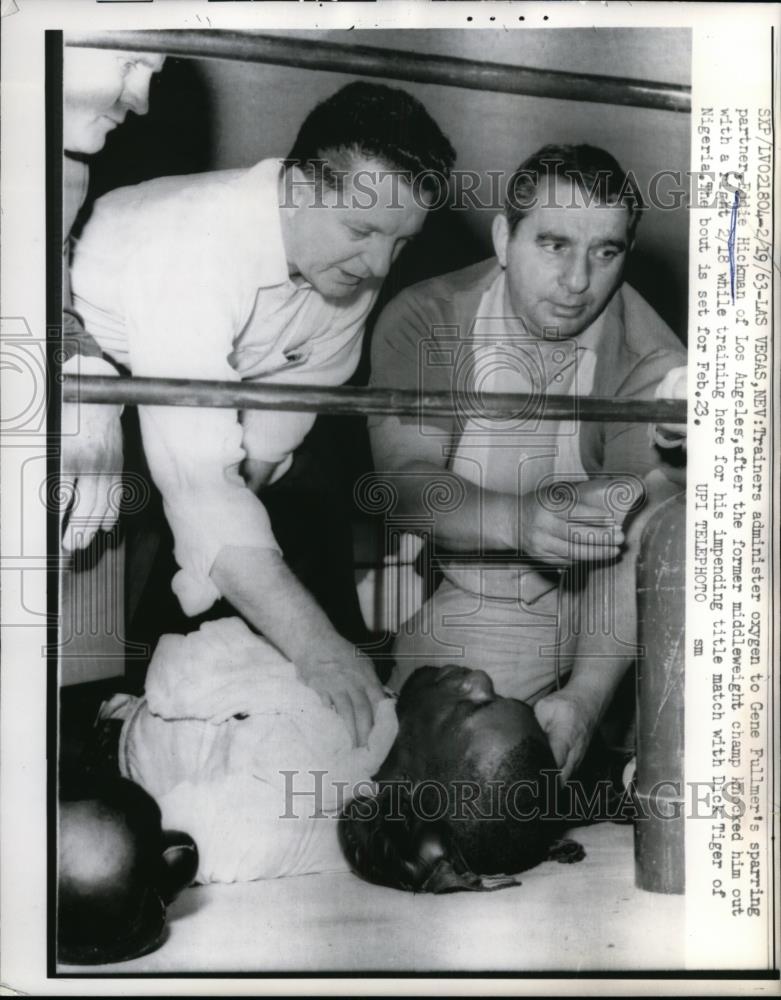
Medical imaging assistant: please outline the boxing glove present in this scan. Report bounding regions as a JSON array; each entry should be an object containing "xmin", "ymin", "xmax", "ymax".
[{"xmin": 57, "ymin": 777, "xmax": 197, "ymax": 965}]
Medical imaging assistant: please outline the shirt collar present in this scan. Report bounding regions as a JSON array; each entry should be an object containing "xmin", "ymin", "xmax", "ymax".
[
  {"xmin": 574, "ymin": 305, "xmax": 607, "ymax": 353},
  {"xmin": 237, "ymin": 158, "xmax": 295, "ymax": 290}
]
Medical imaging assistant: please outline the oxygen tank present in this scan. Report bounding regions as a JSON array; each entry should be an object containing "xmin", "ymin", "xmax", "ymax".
[{"xmin": 634, "ymin": 490, "xmax": 686, "ymax": 894}]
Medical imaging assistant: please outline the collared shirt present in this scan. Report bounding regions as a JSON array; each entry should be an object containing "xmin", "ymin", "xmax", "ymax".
[
  {"xmin": 70, "ymin": 158, "xmax": 381, "ymax": 615},
  {"xmin": 445, "ymin": 268, "xmax": 605, "ymax": 601},
  {"xmin": 369, "ymin": 257, "xmax": 686, "ymax": 480}
]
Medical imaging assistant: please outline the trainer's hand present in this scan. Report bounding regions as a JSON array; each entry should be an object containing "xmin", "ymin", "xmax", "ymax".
[
  {"xmin": 299, "ymin": 651, "xmax": 384, "ymax": 748},
  {"xmin": 518, "ymin": 478, "xmax": 639, "ymax": 566},
  {"xmin": 61, "ymin": 358, "xmax": 123, "ymax": 552},
  {"xmin": 534, "ymin": 687, "xmax": 601, "ymax": 782}
]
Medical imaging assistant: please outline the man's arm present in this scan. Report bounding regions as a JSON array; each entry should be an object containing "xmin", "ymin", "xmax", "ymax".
[
  {"xmin": 114, "ymin": 242, "xmax": 383, "ymax": 745},
  {"xmin": 136, "ymin": 393, "xmax": 383, "ymax": 748},
  {"xmin": 386, "ymin": 458, "xmax": 624, "ymax": 563},
  {"xmin": 60, "ymin": 358, "xmax": 123, "ymax": 552},
  {"xmin": 535, "ymin": 348, "xmax": 690, "ymax": 777},
  {"xmin": 534, "ymin": 554, "xmax": 639, "ymax": 781},
  {"xmin": 211, "ymin": 547, "xmax": 383, "ymax": 747},
  {"xmin": 535, "ymin": 471, "xmax": 683, "ymax": 780},
  {"xmin": 368, "ymin": 293, "xmax": 623, "ymax": 565},
  {"xmin": 142, "ymin": 402, "xmax": 384, "ymax": 747},
  {"xmin": 60, "ymin": 262, "xmax": 123, "ymax": 551}
]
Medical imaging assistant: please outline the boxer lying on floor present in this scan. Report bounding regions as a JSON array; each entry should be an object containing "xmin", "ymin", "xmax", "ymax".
[
  {"xmin": 102, "ymin": 618, "xmax": 583, "ymax": 893},
  {"xmin": 338, "ymin": 664, "xmax": 585, "ymax": 893}
]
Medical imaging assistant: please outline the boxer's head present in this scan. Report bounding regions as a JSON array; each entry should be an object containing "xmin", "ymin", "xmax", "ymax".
[{"xmin": 339, "ymin": 666, "xmax": 573, "ymax": 893}]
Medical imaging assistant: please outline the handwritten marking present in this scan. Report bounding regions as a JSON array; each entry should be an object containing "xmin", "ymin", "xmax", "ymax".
[{"xmin": 728, "ymin": 190, "xmax": 740, "ymax": 304}]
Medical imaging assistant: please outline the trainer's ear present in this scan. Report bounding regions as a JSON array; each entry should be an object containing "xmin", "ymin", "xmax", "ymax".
[{"xmin": 338, "ymin": 786, "xmax": 521, "ymax": 894}]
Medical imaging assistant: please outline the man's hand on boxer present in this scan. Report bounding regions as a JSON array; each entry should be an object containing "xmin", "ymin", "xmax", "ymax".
[
  {"xmin": 517, "ymin": 478, "xmax": 641, "ymax": 566},
  {"xmin": 533, "ymin": 685, "xmax": 601, "ymax": 782},
  {"xmin": 61, "ymin": 360, "xmax": 123, "ymax": 552},
  {"xmin": 299, "ymin": 650, "xmax": 385, "ymax": 748}
]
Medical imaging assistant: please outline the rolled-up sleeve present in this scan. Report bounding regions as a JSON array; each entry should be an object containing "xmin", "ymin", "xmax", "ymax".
[
  {"xmin": 124, "ymin": 249, "xmax": 281, "ymax": 617},
  {"xmin": 368, "ymin": 290, "xmax": 456, "ymax": 473}
]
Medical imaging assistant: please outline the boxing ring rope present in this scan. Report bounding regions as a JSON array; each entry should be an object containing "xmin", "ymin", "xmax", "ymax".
[
  {"xmin": 63, "ymin": 375, "xmax": 686, "ymax": 424},
  {"xmin": 65, "ymin": 30, "xmax": 691, "ymax": 113}
]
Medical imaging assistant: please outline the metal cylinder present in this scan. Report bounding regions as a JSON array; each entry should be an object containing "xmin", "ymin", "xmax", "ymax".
[{"xmin": 634, "ymin": 491, "xmax": 686, "ymax": 894}]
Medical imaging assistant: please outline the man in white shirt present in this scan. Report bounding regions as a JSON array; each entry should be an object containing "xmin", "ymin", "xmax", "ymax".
[
  {"xmin": 60, "ymin": 39, "xmax": 166, "ymax": 685},
  {"xmin": 62, "ymin": 39, "xmax": 166, "ymax": 549},
  {"xmin": 70, "ymin": 81, "xmax": 456, "ymax": 745}
]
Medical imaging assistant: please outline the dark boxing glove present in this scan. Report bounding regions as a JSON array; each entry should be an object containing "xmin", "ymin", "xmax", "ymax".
[{"xmin": 57, "ymin": 777, "xmax": 198, "ymax": 965}]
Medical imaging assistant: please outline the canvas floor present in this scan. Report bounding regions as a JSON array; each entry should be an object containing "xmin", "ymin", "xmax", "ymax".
[{"xmin": 61, "ymin": 823, "xmax": 685, "ymax": 975}]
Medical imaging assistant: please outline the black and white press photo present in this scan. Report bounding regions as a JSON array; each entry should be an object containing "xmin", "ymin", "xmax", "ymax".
[{"xmin": 0, "ymin": 1, "xmax": 776, "ymax": 992}]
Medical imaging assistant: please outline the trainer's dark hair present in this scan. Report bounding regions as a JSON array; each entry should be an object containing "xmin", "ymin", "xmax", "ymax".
[
  {"xmin": 338, "ymin": 736, "xmax": 560, "ymax": 894},
  {"xmin": 505, "ymin": 143, "xmax": 644, "ymax": 237},
  {"xmin": 285, "ymin": 80, "xmax": 456, "ymax": 197}
]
